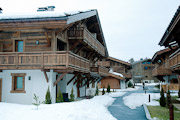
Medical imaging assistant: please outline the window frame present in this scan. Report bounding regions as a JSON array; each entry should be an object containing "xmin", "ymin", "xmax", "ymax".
[{"xmin": 10, "ymin": 73, "xmax": 26, "ymax": 93}]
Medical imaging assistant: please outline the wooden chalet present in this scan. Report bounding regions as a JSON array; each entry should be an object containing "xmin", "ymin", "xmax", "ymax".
[
  {"xmin": 158, "ymin": 6, "xmax": 180, "ymax": 91},
  {"xmin": 0, "ymin": 9, "xmax": 109, "ymax": 104},
  {"xmin": 99, "ymin": 57, "xmax": 131, "ymax": 89},
  {"xmin": 152, "ymin": 47, "xmax": 179, "ymax": 91}
]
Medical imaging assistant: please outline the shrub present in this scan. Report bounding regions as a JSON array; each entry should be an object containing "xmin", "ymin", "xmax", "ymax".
[
  {"xmin": 160, "ymin": 88, "xmax": 166, "ymax": 107},
  {"xmin": 32, "ymin": 94, "xmax": 41, "ymax": 110},
  {"xmin": 166, "ymin": 90, "xmax": 171, "ymax": 108},
  {"xmin": 45, "ymin": 86, "xmax": 52, "ymax": 104},
  {"xmin": 56, "ymin": 88, "xmax": 64, "ymax": 103},
  {"xmin": 102, "ymin": 87, "xmax": 105, "ymax": 95},
  {"xmin": 128, "ymin": 81, "xmax": 133, "ymax": 88},
  {"xmin": 107, "ymin": 84, "xmax": 111, "ymax": 93},
  {"xmin": 95, "ymin": 86, "xmax": 99, "ymax": 96},
  {"xmin": 70, "ymin": 88, "xmax": 74, "ymax": 101}
]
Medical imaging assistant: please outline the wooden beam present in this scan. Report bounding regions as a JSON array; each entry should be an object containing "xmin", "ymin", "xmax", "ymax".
[
  {"xmin": 75, "ymin": 45, "xmax": 88, "ymax": 54},
  {"xmin": 73, "ymin": 75, "xmax": 82, "ymax": 85},
  {"xmin": 70, "ymin": 40, "xmax": 81, "ymax": 51},
  {"xmin": 53, "ymin": 72, "xmax": 67, "ymax": 86},
  {"xmin": 54, "ymin": 69, "xmax": 73, "ymax": 73},
  {"xmin": 45, "ymin": 31, "xmax": 51, "ymax": 47},
  {"xmin": 43, "ymin": 71, "xmax": 49, "ymax": 83},
  {"xmin": 67, "ymin": 73, "xmax": 80, "ymax": 85}
]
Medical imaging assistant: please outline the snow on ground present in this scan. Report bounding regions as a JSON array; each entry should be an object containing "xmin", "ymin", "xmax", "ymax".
[
  {"xmin": 136, "ymin": 82, "xmax": 160, "ymax": 86},
  {"xmin": 123, "ymin": 93, "xmax": 160, "ymax": 109},
  {"xmin": 99, "ymin": 86, "xmax": 140, "ymax": 93},
  {"xmin": 0, "ymin": 92, "xmax": 126, "ymax": 120}
]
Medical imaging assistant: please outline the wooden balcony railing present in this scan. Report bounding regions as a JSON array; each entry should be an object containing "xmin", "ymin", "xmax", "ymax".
[
  {"xmin": 97, "ymin": 61, "xmax": 110, "ymax": 67},
  {"xmin": 90, "ymin": 66, "xmax": 109, "ymax": 76},
  {"xmin": 152, "ymin": 65, "xmax": 172, "ymax": 76},
  {"xmin": 0, "ymin": 51, "xmax": 90, "ymax": 72},
  {"xmin": 68, "ymin": 27, "xmax": 105, "ymax": 56},
  {"xmin": 169, "ymin": 49, "xmax": 180, "ymax": 70},
  {"xmin": 122, "ymin": 73, "xmax": 132, "ymax": 79}
]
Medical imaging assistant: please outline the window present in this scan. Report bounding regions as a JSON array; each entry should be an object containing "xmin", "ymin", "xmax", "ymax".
[
  {"xmin": 144, "ymin": 66, "xmax": 148, "ymax": 70},
  {"xmin": 11, "ymin": 73, "xmax": 26, "ymax": 93},
  {"xmin": 15, "ymin": 40, "xmax": 24, "ymax": 52}
]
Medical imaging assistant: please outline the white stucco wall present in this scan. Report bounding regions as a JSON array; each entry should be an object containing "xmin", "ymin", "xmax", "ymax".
[
  {"xmin": 120, "ymin": 80, "xmax": 126, "ymax": 89},
  {"xmin": 0, "ymin": 70, "xmax": 56, "ymax": 104},
  {"xmin": 86, "ymin": 81, "xmax": 97, "ymax": 96}
]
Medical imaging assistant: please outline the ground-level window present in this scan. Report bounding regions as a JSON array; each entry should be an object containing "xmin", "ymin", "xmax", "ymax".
[{"xmin": 11, "ymin": 73, "xmax": 26, "ymax": 93}]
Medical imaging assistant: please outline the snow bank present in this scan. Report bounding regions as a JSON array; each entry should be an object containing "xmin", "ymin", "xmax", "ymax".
[
  {"xmin": 123, "ymin": 93, "xmax": 160, "ymax": 109},
  {"xmin": 0, "ymin": 95, "xmax": 118, "ymax": 120}
]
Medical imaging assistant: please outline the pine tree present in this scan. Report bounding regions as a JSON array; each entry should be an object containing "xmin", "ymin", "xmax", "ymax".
[
  {"xmin": 70, "ymin": 88, "xmax": 74, "ymax": 101},
  {"xmin": 95, "ymin": 85, "xmax": 99, "ymax": 96},
  {"xmin": 178, "ymin": 89, "xmax": 180, "ymax": 98},
  {"xmin": 102, "ymin": 87, "xmax": 105, "ymax": 95},
  {"xmin": 160, "ymin": 88, "xmax": 166, "ymax": 107},
  {"xmin": 107, "ymin": 84, "xmax": 111, "ymax": 93},
  {"xmin": 128, "ymin": 81, "xmax": 133, "ymax": 88},
  {"xmin": 166, "ymin": 89, "xmax": 171, "ymax": 108},
  {"xmin": 32, "ymin": 94, "xmax": 41, "ymax": 110},
  {"xmin": 45, "ymin": 86, "xmax": 52, "ymax": 104},
  {"xmin": 56, "ymin": 88, "xmax": 64, "ymax": 103}
]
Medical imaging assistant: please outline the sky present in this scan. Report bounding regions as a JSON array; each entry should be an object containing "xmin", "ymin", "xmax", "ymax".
[{"xmin": 0, "ymin": 0, "xmax": 180, "ymax": 62}]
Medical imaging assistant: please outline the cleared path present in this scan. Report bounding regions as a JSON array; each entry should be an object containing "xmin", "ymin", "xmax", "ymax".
[{"xmin": 108, "ymin": 85, "xmax": 159, "ymax": 120}]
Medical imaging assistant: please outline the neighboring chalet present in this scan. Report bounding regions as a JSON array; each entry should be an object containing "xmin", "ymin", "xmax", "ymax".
[
  {"xmin": 132, "ymin": 58, "xmax": 158, "ymax": 83},
  {"xmin": 98, "ymin": 57, "xmax": 131, "ymax": 89},
  {"xmin": 158, "ymin": 6, "xmax": 180, "ymax": 91},
  {"xmin": 152, "ymin": 47, "xmax": 179, "ymax": 91},
  {"xmin": 0, "ymin": 9, "xmax": 109, "ymax": 104}
]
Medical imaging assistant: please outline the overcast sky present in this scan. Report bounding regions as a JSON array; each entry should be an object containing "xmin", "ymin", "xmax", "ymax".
[{"xmin": 1, "ymin": 0, "xmax": 179, "ymax": 62}]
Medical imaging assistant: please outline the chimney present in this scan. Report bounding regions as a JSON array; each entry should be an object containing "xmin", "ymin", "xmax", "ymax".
[
  {"xmin": 37, "ymin": 6, "xmax": 55, "ymax": 12},
  {"xmin": 0, "ymin": 8, "xmax": 2, "ymax": 13}
]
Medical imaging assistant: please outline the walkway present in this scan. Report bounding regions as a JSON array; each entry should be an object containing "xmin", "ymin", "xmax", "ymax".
[{"xmin": 108, "ymin": 85, "xmax": 159, "ymax": 120}]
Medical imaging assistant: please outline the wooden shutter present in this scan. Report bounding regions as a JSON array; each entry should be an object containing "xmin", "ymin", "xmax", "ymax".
[{"xmin": 0, "ymin": 42, "xmax": 3, "ymax": 52}]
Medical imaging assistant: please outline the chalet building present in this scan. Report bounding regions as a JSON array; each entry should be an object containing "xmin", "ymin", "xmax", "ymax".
[
  {"xmin": 157, "ymin": 6, "xmax": 180, "ymax": 91},
  {"xmin": 0, "ymin": 9, "xmax": 109, "ymax": 104},
  {"xmin": 98, "ymin": 57, "xmax": 131, "ymax": 89},
  {"xmin": 132, "ymin": 58, "xmax": 158, "ymax": 83},
  {"xmin": 152, "ymin": 47, "xmax": 179, "ymax": 91}
]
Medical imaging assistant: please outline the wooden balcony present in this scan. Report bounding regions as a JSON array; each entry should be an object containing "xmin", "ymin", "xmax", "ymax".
[
  {"xmin": 152, "ymin": 66, "xmax": 172, "ymax": 76},
  {"xmin": 122, "ymin": 73, "xmax": 132, "ymax": 79},
  {"xmin": 169, "ymin": 49, "xmax": 180, "ymax": 71},
  {"xmin": 97, "ymin": 61, "xmax": 110, "ymax": 67},
  {"xmin": 68, "ymin": 27, "xmax": 105, "ymax": 56},
  {"xmin": 0, "ymin": 51, "xmax": 90, "ymax": 72},
  {"xmin": 90, "ymin": 66, "xmax": 109, "ymax": 76}
]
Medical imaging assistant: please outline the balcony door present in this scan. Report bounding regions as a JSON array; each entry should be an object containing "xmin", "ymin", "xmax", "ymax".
[{"xmin": 15, "ymin": 40, "xmax": 24, "ymax": 52}]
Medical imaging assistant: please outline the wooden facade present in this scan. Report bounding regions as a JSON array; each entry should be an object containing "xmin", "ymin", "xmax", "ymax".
[
  {"xmin": 159, "ymin": 6, "xmax": 180, "ymax": 73},
  {"xmin": 0, "ymin": 10, "xmax": 109, "ymax": 78},
  {"xmin": 99, "ymin": 57, "xmax": 131, "ymax": 89},
  {"xmin": 0, "ymin": 10, "xmax": 110, "ymax": 102},
  {"xmin": 153, "ymin": 6, "xmax": 180, "ymax": 91}
]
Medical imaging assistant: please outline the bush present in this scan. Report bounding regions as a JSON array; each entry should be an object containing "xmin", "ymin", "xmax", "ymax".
[
  {"xmin": 45, "ymin": 86, "xmax": 52, "ymax": 104},
  {"xmin": 128, "ymin": 81, "xmax": 133, "ymax": 88},
  {"xmin": 56, "ymin": 88, "xmax": 64, "ymax": 103},
  {"xmin": 166, "ymin": 90, "xmax": 171, "ymax": 108},
  {"xmin": 160, "ymin": 88, "xmax": 166, "ymax": 107},
  {"xmin": 102, "ymin": 87, "xmax": 105, "ymax": 95},
  {"xmin": 95, "ymin": 86, "xmax": 99, "ymax": 96},
  {"xmin": 32, "ymin": 94, "xmax": 41, "ymax": 110},
  {"xmin": 107, "ymin": 84, "xmax": 111, "ymax": 93},
  {"xmin": 70, "ymin": 88, "xmax": 74, "ymax": 101}
]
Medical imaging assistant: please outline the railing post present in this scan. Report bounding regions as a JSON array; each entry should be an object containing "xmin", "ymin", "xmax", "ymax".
[
  {"xmin": 169, "ymin": 104, "xmax": 174, "ymax": 120},
  {"xmin": 66, "ymin": 52, "xmax": 69, "ymax": 68},
  {"xmin": 15, "ymin": 52, "xmax": 18, "ymax": 68},
  {"xmin": 41, "ymin": 52, "xmax": 44, "ymax": 68}
]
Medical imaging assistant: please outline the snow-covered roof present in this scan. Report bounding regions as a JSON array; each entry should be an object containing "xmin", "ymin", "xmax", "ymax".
[
  {"xmin": 0, "ymin": 9, "xmax": 96, "ymax": 24},
  {"xmin": 108, "ymin": 69, "xmax": 124, "ymax": 80}
]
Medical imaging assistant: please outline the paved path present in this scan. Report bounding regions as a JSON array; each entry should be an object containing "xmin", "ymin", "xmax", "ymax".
[{"xmin": 108, "ymin": 85, "xmax": 159, "ymax": 120}]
